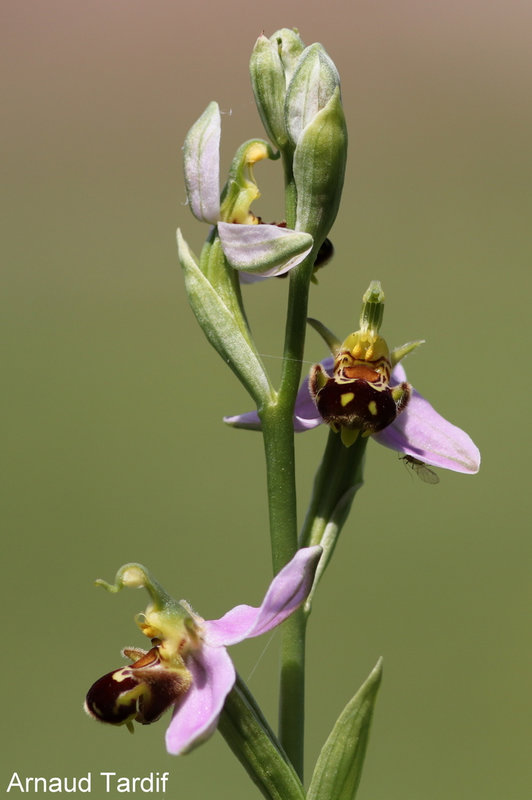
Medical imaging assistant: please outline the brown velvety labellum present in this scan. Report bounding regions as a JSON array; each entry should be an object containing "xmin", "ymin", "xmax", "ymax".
[
  {"xmin": 85, "ymin": 668, "xmax": 142, "ymax": 725},
  {"xmin": 316, "ymin": 378, "xmax": 398, "ymax": 433}
]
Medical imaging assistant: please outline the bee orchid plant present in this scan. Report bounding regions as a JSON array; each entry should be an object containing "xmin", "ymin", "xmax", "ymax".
[{"xmin": 85, "ymin": 28, "xmax": 480, "ymax": 800}]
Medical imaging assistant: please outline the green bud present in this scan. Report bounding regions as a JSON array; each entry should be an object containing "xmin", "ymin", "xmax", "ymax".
[
  {"xmin": 272, "ymin": 27, "xmax": 306, "ymax": 86},
  {"xmin": 250, "ymin": 36, "xmax": 289, "ymax": 150},
  {"xmin": 284, "ymin": 43, "xmax": 341, "ymax": 148},
  {"xmin": 293, "ymin": 85, "xmax": 347, "ymax": 243},
  {"xmin": 249, "ymin": 29, "xmax": 305, "ymax": 151}
]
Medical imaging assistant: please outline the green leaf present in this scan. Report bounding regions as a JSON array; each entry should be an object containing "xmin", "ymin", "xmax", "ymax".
[
  {"xmin": 177, "ymin": 229, "xmax": 273, "ymax": 406},
  {"xmin": 307, "ymin": 659, "xmax": 383, "ymax": 800}
]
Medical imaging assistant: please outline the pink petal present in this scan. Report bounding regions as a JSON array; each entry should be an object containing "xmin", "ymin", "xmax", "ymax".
[
  {"xmin": 183, "ymin": 102, "xmax": 221, "ymax": 224},
  {"xmin": 165, "ymin": 645, "xmax": 235, "ymax": 755},
  {"xmin": 204, "ymin": 546, "xmax": 322, "ymax": 647},
  {"xmin": 218, "ymin": 222, "xmax": 313, "ymax": 277},
  {"xmin": 375, "ymin": 365, "xmax": 481, "ymax": 473},
  {"xmin": 223, "ymin": 410, "xmax": 262, "ymax": 430}
]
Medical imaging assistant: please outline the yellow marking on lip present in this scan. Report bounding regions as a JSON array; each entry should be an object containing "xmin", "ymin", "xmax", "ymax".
[
  {"xmin": 340, "ymin": 392, "xmax": 354, "ymax": 407},
  {"xmin": 112, "ymin": 669, "xmax": 132, "ymax": 683},
  {"xmin": 368, "ymin": 400, "xmax": 378, "ymax": 416}
]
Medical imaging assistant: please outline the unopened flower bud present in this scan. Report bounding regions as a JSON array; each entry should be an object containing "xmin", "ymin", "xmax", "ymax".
[
  {"xmin": 249, "ymin": 29, "xmax": 305, "ymax": 151},
  {"xmin": 284, "ymin": 43, "xmax": 340, "ymax": 148},
  {"xmin": 293, "ymin": 85, "xmax": 347, "ymax": 242}
]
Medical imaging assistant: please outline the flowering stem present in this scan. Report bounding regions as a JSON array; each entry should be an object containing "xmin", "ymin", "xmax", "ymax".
[
  {"xmin": 259, "ymin": 420, "xmax": 306, "ymax": 779},
  {"xmin": 260, "ymin": 402, "xmax": 306, "ymax": 776},
  {"xmin": 259, "ymin": 136, "xmax": 336, "ymax": 779},
  {"xmin": 260, "ymin": 404, "xmax": 299, "ymax": 573},
  {"xmin": 259, "ymin": 131, "xmax": 334, "ymax": 772},
  {"xmin": 259, "ymin": 251, "xmax": 319, "ymax": 779},
  {"xmin": 263, "ymin": 428, "xmax": 367, "ymax": 791}
]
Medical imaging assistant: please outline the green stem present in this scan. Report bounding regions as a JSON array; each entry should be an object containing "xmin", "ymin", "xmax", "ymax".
[
  {"xmin": 260, "ymin": 151, "xmax": 330, "ymax": 779},
  {"xmin": 260, "ymin": 403, "xmax": 306, "ymax": 777},
  {"xmin": 260, "ymin": 254, "xmax": 315, "ymax": 778},
  {"xmin": 278, "ymin": 608, "xmax": 307, "ymax": 777},
  {"xmin": 260, "ymin": 404, "xmax": 298, "ymax": 573},
  {"xmin": 259, "ymin": 147, "xmax": 333, "ymax": 779},
  {"xmin": 260, "ymin": 245, "xmax": 317, "ymax": 778}
]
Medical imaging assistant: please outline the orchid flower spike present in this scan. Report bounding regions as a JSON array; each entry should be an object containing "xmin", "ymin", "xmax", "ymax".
[
  {"xmin": 225, "ymin": 282, "xmax": 480, "ymax": 475},
  {"xmin": 182, "ymin": 101, "xmax": 313, "ymax": 280},
  {"xmin": 85, "ymin": 547, "xmax": 321, "ymax": 755}
]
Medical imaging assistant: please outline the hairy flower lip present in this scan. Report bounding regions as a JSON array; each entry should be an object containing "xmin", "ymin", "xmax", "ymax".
[{"xmin": 224, "ymin": 358, "xmax": 480, "ymax": 474}]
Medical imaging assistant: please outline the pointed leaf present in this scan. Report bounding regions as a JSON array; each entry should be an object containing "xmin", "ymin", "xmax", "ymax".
[
  {"xmin": 177, "ymin": 229, "xmax": 273, "ymax": 405},
  {"xmin": 307, "ymin": 659, "xmax": 383, "ymax": 800}
]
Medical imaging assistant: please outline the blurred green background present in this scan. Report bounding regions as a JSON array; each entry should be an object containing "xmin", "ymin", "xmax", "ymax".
[{"xmin": 2, "ymin": 1, "xmax": 531, "ymax": 797}]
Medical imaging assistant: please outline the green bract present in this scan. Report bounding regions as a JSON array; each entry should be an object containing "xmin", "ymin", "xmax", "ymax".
[
  {"xmin": 177, "ymin": 229, "xmax": 274, "ymax": 406},
  {"xmin": 250, "ymin": 36, "xmax": 290, "ymax": 151},
  {"xmin": 307, "ymin": 659, "xmax": 383, "ymax": 800},
  {"xmin": 293, "ymin": 86, "xmax": 347, "ymax": 243},
  {"xmin": 285, "ymin": 43, "xmax": 341, "ymax": 148}
]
